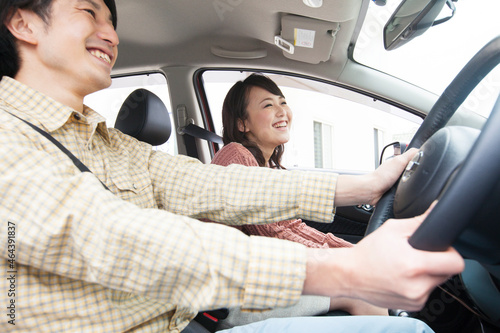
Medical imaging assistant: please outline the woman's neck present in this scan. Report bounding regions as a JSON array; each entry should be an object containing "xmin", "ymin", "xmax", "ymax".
[{"xmin": 260, "ymin": 147, "xmax": 274, "ymax": 168}]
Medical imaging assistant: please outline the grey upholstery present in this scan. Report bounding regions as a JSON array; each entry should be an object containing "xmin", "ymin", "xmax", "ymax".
[{"xmin": 114, "ymin": 89, "xmax": 172, "ymax": 146}]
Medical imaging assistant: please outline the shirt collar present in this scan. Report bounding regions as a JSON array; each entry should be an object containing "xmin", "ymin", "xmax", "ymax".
[
  {"xmin": 83, "ymin": 104, "xmax": 111, "ymax": 142},
  {"xmin": 0, "ymin": 76, "xmax": 111, "ymax": 142}
]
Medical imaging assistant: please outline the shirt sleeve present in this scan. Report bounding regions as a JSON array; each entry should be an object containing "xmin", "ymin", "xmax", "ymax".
[
  {"xmin": 0, "ymin": 129, "xmax": 306, "ymax": 311},
  {"xmin": 211, "ymin": 143, "xmax": 350, "ymax": 248},
  {"xmin": 149, "ymin": 146, "xmax": 338, "ymax": 225}
]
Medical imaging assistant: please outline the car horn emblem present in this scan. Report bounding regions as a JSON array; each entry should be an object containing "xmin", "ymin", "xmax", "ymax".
[{"xmin": 402, "ymin": 150, "xmax": 423, "ymax": 182}]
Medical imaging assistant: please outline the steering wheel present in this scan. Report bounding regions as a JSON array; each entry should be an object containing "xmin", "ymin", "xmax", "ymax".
[{"xmin": 364, "ymin": 36, "xmax": 500, "ymax": 253}]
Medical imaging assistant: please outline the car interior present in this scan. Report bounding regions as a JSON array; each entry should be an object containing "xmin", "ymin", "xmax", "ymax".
[{"xmin": 83, "ymin": 0, "xmax": 500, "ymax": 332}]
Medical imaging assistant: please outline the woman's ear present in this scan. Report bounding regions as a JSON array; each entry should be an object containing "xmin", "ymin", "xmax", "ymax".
[
  {"xmin": 5, "ymin": 9, "xmax": 41, "ymax": 45},
  {"xmin": 237, "ymin": 119, "xmax": 248, "ymax": 133}
]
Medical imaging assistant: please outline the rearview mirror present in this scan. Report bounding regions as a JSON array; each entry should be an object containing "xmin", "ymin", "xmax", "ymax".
[{"xmin": 383, "ymin": 0, "xmax": 448, "ymax": 50}]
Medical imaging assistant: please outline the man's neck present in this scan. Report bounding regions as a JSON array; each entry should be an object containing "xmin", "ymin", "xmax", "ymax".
[{"xmin": 15, "ymin": 69, "xmax": 86, "ymax": 113}]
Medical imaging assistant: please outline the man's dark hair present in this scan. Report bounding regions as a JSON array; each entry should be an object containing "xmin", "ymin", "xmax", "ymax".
[{"xmin": 0, "ymin": 0, "xmax": 117, "ymax": 79}]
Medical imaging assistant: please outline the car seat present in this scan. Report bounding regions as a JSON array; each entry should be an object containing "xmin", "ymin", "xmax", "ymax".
[
  {"xmin": 114, "ymin": 88, "xmax": 172, "ymax": 146},
  {"xmin": 115, "ymin": 89, "xmax": 219, "ymax": 332}
]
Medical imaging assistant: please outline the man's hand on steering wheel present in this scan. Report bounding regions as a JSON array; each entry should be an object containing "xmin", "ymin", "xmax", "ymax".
[{"xmin": 367, "ymin": 148, "xmax": 419, "ymax": 206}]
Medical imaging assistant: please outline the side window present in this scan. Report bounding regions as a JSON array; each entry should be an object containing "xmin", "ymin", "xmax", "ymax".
[
  {"xmin": 202, "ymin": 71, "xmax": 422, "ymax": 173},
  {"xmin": 84, "ymin": 73, "xmax": 178, "ymax": 155},
  {"xmin": 313, "ymin": 121, "xmax": 334, "ymax": 169}
]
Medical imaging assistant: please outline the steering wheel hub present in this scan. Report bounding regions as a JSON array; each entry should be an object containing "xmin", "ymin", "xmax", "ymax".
[
  {"xmin": 402, "ymin": 150, "xmax": 423, "ymax": 183},
  {"xmin": 394, "ymin": 126, "xmax": 479, "ymax": 219}
]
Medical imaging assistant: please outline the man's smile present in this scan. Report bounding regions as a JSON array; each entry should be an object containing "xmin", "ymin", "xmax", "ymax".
[{"xmin": 88, "ymin": 48, "xmax": 112, "ymax": 65}]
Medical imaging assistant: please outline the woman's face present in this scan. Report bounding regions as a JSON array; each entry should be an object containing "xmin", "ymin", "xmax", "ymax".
[{"xmin": 239, "ymin": 86, "xmax": 293, "ymax": 156}]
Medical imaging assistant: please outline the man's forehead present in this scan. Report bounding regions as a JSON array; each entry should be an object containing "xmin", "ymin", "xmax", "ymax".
[
  {"xmin": 75, "ymin": 0, "xmax": 104, "ymax": 12},
  {"xmin": 74, "ymin": 0, "xmax": 115, "ymax": 26},
  {"xmin": 77, "ymin": 0, "xmax": 101, "ymax": 6}
]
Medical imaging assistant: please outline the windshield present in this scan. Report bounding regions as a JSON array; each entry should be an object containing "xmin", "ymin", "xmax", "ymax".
[{"xmin": 354, "ymin": 0, "xmax": 500, "ymax": 117}]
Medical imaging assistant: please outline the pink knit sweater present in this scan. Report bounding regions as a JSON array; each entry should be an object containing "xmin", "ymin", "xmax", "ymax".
[{"xmin": 211, "ymin": 142, "xmax": 353, "ymax": 248}]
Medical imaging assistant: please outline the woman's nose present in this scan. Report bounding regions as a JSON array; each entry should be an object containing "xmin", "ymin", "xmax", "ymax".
[{"xmin": 276, "ymin": 105, "xmax": 286, "ymax": 117}]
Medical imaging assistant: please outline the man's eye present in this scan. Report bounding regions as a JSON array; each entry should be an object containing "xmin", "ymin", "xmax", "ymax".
[{"xmin": 84, "ymin": 9, "xmax": 96, "ymax": 18}]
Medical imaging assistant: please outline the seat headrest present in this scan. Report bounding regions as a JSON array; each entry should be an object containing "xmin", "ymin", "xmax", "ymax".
[{"xmin": 114, "ymin": 89, "xmax": 172, "ymax": 146}]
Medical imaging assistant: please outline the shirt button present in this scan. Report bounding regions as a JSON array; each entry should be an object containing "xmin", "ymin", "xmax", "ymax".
[{"xmin": 133, "ymin": 183, "xmax": 137, "ymax": 190}]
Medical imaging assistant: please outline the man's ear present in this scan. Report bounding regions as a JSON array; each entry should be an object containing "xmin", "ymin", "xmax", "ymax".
[
  {"xmin": 5, "ymin": 9, "xmax": 41, "ymax": 45},
  {"xmin": 237, "ymin": 119, "xmax": 248, "ymax": 133}
]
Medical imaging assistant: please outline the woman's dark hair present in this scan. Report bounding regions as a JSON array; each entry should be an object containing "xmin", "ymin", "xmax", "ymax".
[
  {"xmin": 222, "ymin": 73, "xmax": 287, "ymax": 169},
  {"xmin": 0, "ymin": 0, "xmax": 117, "ymax": 79}
]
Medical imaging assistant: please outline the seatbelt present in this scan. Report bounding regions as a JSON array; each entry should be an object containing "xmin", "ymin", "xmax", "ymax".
[
  {"xmin": 180, "ymin": 123, "xmax": 223, "ymax": 145},
  {"xmin": 10, "ymin": 111, "xmax": 228, "ymax": 331},
  {"xmin": 5, "ymin": 111, "xmax": 110, "ymax": 191},
  {"xmin": 178, "ymin": 123, "xmax": 223, "ymax": 158},
  {"xmin": 193, "ymin": 308, "xmax": 229, "ymax": 333},
  {"xmin": 176, "ymin": 104, "xmax": 223, "ymax": 158}
]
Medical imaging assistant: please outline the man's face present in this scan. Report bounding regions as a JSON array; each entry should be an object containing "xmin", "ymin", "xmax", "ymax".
[{"xmin": 34, "ymin": 0, "xmax": 119, "ymax": 97}]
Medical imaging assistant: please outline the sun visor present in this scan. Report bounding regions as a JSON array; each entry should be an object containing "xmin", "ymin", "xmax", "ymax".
[{"xmin": 275, "ymin": 14, "xmax": 340, "ymax": 64}]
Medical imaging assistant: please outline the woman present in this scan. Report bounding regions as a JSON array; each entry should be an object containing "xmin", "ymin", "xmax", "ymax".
[
  {"xmin": 212, "ymin": 74, "xmax": 353, "ymax": 249},
  {"xmin": 211, "ymin": 74, "xmax": 390, "ymax": 329}
]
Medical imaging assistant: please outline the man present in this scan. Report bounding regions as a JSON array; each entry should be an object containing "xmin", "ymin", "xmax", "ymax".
[{"xmin": 0, "ymin": 0, "xmax": 463, "ymax": 332}]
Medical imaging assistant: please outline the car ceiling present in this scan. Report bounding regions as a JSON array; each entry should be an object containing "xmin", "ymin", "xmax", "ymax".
[
  {"xmin": 113, "ymin": 0, "xmax": 364, "ymax": 81},
  {"xmin": 112, "ymin": 0, "xmax": 441, "ymax": 115}
]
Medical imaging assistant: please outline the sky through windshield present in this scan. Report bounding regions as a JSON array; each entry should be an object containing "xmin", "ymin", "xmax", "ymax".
[{"xmin": 354, "ymin": 0, "xmax": 500, "ymax": 97}]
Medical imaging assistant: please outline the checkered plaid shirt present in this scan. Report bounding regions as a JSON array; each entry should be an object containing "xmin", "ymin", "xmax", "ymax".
[{"xmin": 0, "ymin": 77, "xmax": 337, "ymax": 332}]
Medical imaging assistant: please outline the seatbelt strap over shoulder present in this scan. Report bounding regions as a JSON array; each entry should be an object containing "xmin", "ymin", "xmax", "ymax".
[{"xmin": 4, "ymin": 111, "xmax": 110, "ymax": 191}]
